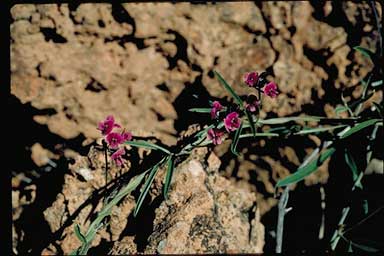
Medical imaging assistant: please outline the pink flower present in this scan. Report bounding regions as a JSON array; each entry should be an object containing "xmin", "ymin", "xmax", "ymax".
[
  {"xmin": 111, "ymin": 148, "xmax": 125, "ymax": 166},
  {"xmin": 207, "ymin": 128, "xmax": 225, "ymax": 145},
  {"xmin": 210, "ymin": 101, "xmax": 223, "ymax": 119},
  {"xmin": 122, "ymin": 131, "xmax": 133, "ymax": 142},
  {"xmin": 106, "ymin": 132, "xmax": 124, "ymax": 149},
  {"xmin": 243, "ymin": 72, "xmax": 259, "ymax": 87},
  {"xmin": 264, "ymin": 82, "xmax": 279, "ymax": 98},
  {"xmin": 224, "ymin": 112, "xmax": 241, "ymax": 132},
  {"xmin": 97, "ymin": 115, "xmax": 121, "ymax": 135}
]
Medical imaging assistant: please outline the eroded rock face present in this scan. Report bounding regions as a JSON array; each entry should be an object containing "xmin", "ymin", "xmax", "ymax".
[
  {"xmin": 11, "ymin": 2, "xmax": 379, "ymax": 143},
  {"xmin": 42, "ymin": 145, "xmax": 264, "ymax": 254},
  {"xmin": 143, "ymin": 150, "xmax": 264, "ymax": 254}
]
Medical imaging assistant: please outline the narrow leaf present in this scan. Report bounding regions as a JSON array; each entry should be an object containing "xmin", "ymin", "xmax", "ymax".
[
  {"xmin": 344, "ymin": 150, "xmax": 362, "ymax": 189},
  {"xmin": 351, "ymin": 241, "xmax": 379, "ymax": 252},
  {"xmin": 373, "ymin": 102, "xmax": 383, "ymax": 118},
  {"xmin": 213, "ymin": 70, "xmax": 243, "ymax": 106},
  {"xmin": 335, "ymin": 105, "xmax": 349, "ymax": 115},
  {"xmin": 239, "ymin": 132, "xmax": 279, "ymax": 138},
  {"xmin": 276, "ymin": 147, "xmax": 336, "ymax": 187},
  {"xmin": 371, "ymin": 80, "xmax": 383, "ymax": 88},
  {"xmin": 258, "ymin": 116, "xmax": 323, "ymax": 125},
  {"xmin": 363, "ymin": 200, "xmax": 369, "ymax": 215},
  {"xmin": 134, "ymin": 159, "xmax": 164, "ymax": 217},
  {"xmin": 188, "ymin": 108, "xmax": 212, "ymax": 113},
  {"xmin": 354, "ymin": 46, "xmax": 375, "ymax": 60},
  {"xmin": 74, "ymin": 224, "xmax": 87, "ymax": 244},
  {"xmin": 340, "ymin": 119, "xmax": 380, "ymax": 139},
  {"xmin": 231, "ymin": 122, "xmax": 243, "ymax": 156},
  {"xmin": 163, "ymin": 156, "xmax": 175, "ymax": 200},
  {"xmin": 294, "ymin": 125, "xmax": 347, "ymax": 135},
  {"xmin": 348, "ymin": 241, "xmax": 353, "ymax": 252},
  {"xmin": 125, "ymin": 140, "xmax": 170, "ymax": 154},
  {"xmin": 245, "ymin": 110, "xmax": 256, "ymax": 136}
]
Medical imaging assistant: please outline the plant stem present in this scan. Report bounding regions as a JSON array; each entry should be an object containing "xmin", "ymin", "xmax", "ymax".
[
  {"xmin": 104, "ymin": 142, "xmax": 108, "ymax": 205},
  {"xmin": 370, "ymin": 0, "xmax": 383, "ymax": 58},
  {"xmin": 276, "ymin": 186, "xmax": 290, "ymax": 253},
  {"xmin": 330, "ymin": 124, "xmax": 379, "ymax": 250}
]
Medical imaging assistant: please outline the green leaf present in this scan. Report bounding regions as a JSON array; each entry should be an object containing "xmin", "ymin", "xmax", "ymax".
[
  {"xmin": 74, "ymin": 224, "xmax": 87, "ymax": 244},
  {"xmin": 125, "ymin": 140, "xmax": 171, "ymax": 154},
  {"xmin": 341, "ymin": 92, "xmax": 354, "ymax": 116},
  {"xmin": 163, "ymin": 156, "xmax": 175, "ymax": 200},
  {"xmin": 245, "ymin": 110, "xmax": 256, "ymax": 136},
  {"xmin": 348, "ymin": 241, "xmax": 353, "ymax": 252},
  {"xmin": 276, "ymin": 147, "xmax": 336, "ymax": 187},
  {"xmin": 294, "ymin": 125, "xmax": 347, "ymax": 135},
  {"xmin": 344, "ymin": 150, "xmax": 362, "ymax": 189},
  {"xmin": 213, "ymin": 70, "xmax": 243, "ymax": 107},
  {"xmin": 134, "ymin": 159, "xmax": 164, "ymax": 217},
  {"xmin": 74, "ymin": 171, "xmax": 148, "ymax": 255},
  {"xmin": 351, "ymin": 241, "xmax": 379, "ymax": 252},
  {"xmin": 188, "ymin": 108, "xmax": 212, "ymax": 113},
  {"xmin": 363, "ymin": 200, "xmax": 369, "ymax": 215},
  {"xmin": 230, "ymin": 122, "xmax": 243, "ymax": 156},
  {"xmin": 373, "ymin": 102, "xmax": 383, "ymax": 118},
  {"xmin": 340, "ymin": 119, "xmax": 380, "ymax": 139},
  {"xmin": 335, "ymin": 105, "xmax": 349, "ymax": 116},
  {"xmin": 239, "ymin": 132, "xmax": 279, "ymax": 138},
  {"xmin": 84, "ymin": 171, "xmax": 147, "ymax": 238},
  {"xmin": 371, "ymin": 80, "xmax": 383, "ymax": 88},
  {"xmin": 258, "ymin": 116, "xmax": 323, "ymax": 125},
  {"xmin": 354, "ymin": 46, "xmax": 375, "ymax": 60}
]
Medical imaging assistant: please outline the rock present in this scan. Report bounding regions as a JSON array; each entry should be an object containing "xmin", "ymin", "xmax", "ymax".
[
  {"xmin": 41, "ymin": 145, "xmax": 264, "ymax": 254},
  {"xmin": 142, "ymin": 151, "xmax": 264, "ymax": 254},
  {"xmin": 30, "ymin": 143, "xmax": 59, "ymax": 167}
]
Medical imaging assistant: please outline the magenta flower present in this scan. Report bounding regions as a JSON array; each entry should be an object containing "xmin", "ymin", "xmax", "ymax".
[
  {"xmin": 106, "ymin": 132, "xmax": 124, "ymax": 149},
  {"xmin": 111, "ymin": 148, "xmax": 125, "ymax": 166},
  {"xmin": 122, "ymin": 131, "xmax": 133, "ymax": 142},
  {"xmin": 264, "ymin": 82, "xmax": 279, "ymax": 98},
  {"xmin": 210, "ymin": 101, "xmax": 223, "ymax": 119},
  {"xmin": 97, "ymin": 115, "xmax": 121, "ymax": 135},
  {"xmin": 245, "ymin": 95, "xmax": 260, "ymax": 112},
  {"xmin": 224, "ymin": 112, "xmax": 241, "ymax": 132},
  {"xmin": 207, "ymin": 128, "xmax": 225, "ymax": 145},
  {"xmin": 243, "ymin": 71, "xmax": 259, "ymax": 87}
]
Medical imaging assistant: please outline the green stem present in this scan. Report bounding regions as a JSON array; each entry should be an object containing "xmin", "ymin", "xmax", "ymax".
[{"xmin": 330, "ymin": 124, "xmax": 379, "ymax": 251}]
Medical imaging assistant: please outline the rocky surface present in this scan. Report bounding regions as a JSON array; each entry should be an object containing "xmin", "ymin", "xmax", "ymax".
[
  {"xmin": 11, "ymin": 2, "xmax": 382, "ymax": 254},
  {"xmin": 40, "ymin": 145, "xmax": 264, "ymax": 254},
  {"xmin": 11, "ymin": 2, "xmax": 378, "ymax": 141}
]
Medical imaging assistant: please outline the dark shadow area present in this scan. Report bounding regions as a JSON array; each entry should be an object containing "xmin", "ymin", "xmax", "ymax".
[
  {"xmin": 88, "ymin": 239, "xmax": 114, "ymax": 255},
  {"xmin": 14, "ymin": 156, "xmax": 67, "ymax": 255},
  {"xmin": 118, "ymin": 195, "xmax": 165, "ymax": 252},
  {"xmin": 9, "ymin": 94, "xmax": 91, "ymax": 254},
  {"xmin": 164, "ymin": 29, "xmax": 190, "ymax": 70},
  {"xmin": 105, "ymin": 4, "xmax": 146, "ymax": 49},
  {"xmin": 40, "ymin": 27, "xmax": 68, "ymax": 44},
  {"xmin": 10, "ymin": 95, "xmax": 89, "ymax": 175},
  {"xmin": 172, "ymin": 75, "xmax": 214, "ymax": 133}
]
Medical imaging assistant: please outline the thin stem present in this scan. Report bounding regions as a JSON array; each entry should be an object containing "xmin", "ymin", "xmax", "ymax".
[
  {"xmin": 276, "ymin": 186, "xmax": 290, "ymax": 253},
  {"xmin": 104, "ymin": 142, "xmax": 108, "ymax": 205},
  {"xmin": 370, "ymin": 0, "xmax": 383, "ymax": 58},
  {"xmin": 330, "ymin": 124, "xmax": 379, "ymax": 250},
  {"xmin": 343, "ymin": 205, "xmax": 384, "ymax": 235}
]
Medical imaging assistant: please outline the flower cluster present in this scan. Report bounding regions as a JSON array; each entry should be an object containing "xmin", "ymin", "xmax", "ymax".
[
  {"xmin": 243, "ymin": 71, "xmax": 279, "ymax": 98},
  {"xmin": 97, "ymin": 115, "xmax": 132, "ymax": 166},
  {"xmin": 206, "ymin": 71, "xmax": 279, "ymax": 145}
]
